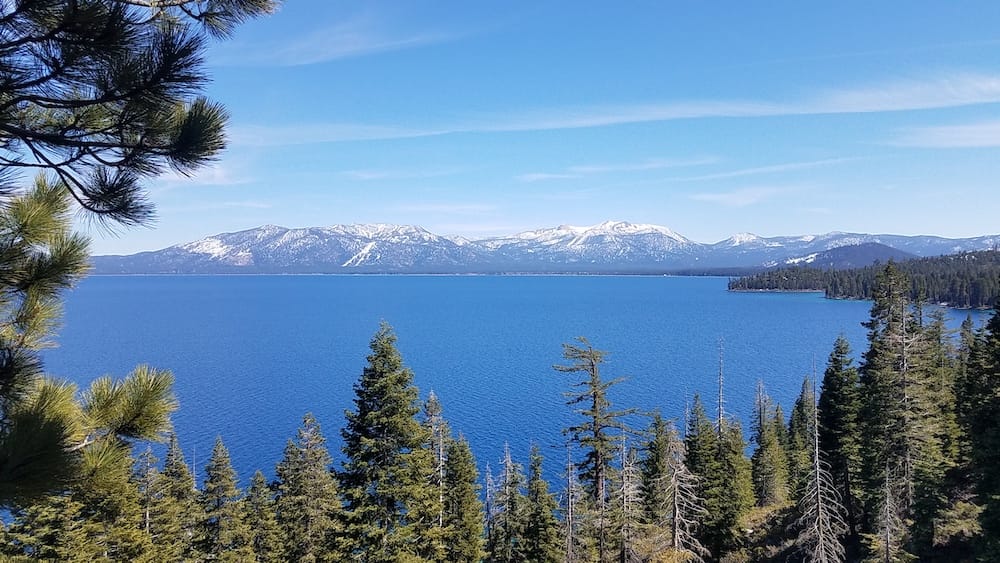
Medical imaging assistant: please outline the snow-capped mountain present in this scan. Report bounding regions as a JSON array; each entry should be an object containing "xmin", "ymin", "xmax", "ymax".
[
  {"xmin": 477, "ymin": 221, "xmax": 698, "ymax": 269},
  {"xmin": 89, "ymin": 221, "xmax": 1000, "ymax": 274}
]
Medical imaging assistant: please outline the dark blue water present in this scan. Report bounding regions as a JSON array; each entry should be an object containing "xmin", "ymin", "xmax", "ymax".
[{"xmin": 41, "ymin": 276, "xmax": 988, "ymax": 484}]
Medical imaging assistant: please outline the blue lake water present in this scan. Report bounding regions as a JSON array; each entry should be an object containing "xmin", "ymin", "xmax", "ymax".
[{"xmin": 41, "ymin": 275, "xmax": 989, "ymax": 484}]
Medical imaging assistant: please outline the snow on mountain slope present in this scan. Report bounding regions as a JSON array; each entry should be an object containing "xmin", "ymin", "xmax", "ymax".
[{"xmin": 89, "ymin": 222, "xmax": 1000, "ymax": 274}]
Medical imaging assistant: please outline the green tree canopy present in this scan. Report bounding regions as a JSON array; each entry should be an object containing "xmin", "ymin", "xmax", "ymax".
[{"xmin": 0, "ymin": 0, "xmax": 275, "ymax": 225}]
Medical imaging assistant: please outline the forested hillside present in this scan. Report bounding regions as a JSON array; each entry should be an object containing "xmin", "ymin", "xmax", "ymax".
[
  {"xmin": 728, "ymin": 250, "xmax": 1000, "ymax": 308},
  {"xmin": 5, "ymin": 263, "xmax": 1000, "ymax": 562}
]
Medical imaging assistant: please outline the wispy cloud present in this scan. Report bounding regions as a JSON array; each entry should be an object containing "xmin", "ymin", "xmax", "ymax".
[
  {"xmin": 518, "ymin": 156, "xmax": 715, "ymax": 182},
  {"xmin": 515, "ymin": 173, "xmax": 581, "ymax": 183},
  {"xmin": 394, "ymin": 203, "xmax": 496, "ymax": 214},
  {"xmin": 216, "ymin": 16, "xmax": 461, "ymax": 67},
  {"xmin": 568, "ymin": 156, "xmax": 718, "ymax": 174},
  {"xmin": 152, "ymin": 163, "xmax": 254, "ymax": 194},
  {"xmin": 232, "ymin": 72, "xmax": 1000, "ymax": 145},
  {"xmin": 671, "ymin": 158, "xmax": 854, "ymax": 182},
  {"xmin": 805, "ymin": 73, "xmax": 1000, "ymax": 114},
  {"xmin": 341, "ymin": 168, "xmax": 459, "ymax": 181},
  {"xmin": 891, "ymin": 119, "xmax": 1000, "ymax": 147},
  {"xmin": 159, "ymin": 200, "xmax": 273, "ymax": 213},
  {"xmin": 690, "ymin": 186, "xmax": 799, "ymax": 207},
  {"xmin": 228, "ymin": 123, "xmax": 443, "ymax": 147}
]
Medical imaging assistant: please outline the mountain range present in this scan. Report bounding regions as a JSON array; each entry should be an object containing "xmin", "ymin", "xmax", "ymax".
[{"xmin": 89, "ymin": 221, "xmax": 1000, "ymax": 275}]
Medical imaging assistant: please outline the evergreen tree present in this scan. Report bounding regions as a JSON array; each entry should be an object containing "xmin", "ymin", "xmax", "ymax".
[
  {"xmin": 3, "ymin": 493, "xmax": 92, "ymax": 560},
  {"xmin": 751, "ymin": 381, "xmax": 790, "ymax": 507},
  {"xmin": 817, "ymin": 336, "xmax": 862, "ymax": 539},
  {"xmin": 75, "ymin": 439, "xmax": 154, "ymax": 561},
  {"xmin": 858, "ymin": 263, "xmax": 947, "ymax": 557},
  {"xmin": 442, "ymin": 436, "xmax": 486, "ymax": 562},
  {"xmin": 154, "ymin": 433, "xmax": 199, "ymax": 560},
  {"xmin": 716, "ymin": 420, "xmax": 755, "ymax": 555},
  {"xmin": 244, "ymin": 470, "xmax": 284, "ymax": 563},
  {"xmin": 198, "ymin": 436, "xmax": 252, "ymax": 560},
  {"xmin": 554, "ymin": 337, "xmax": 634, "ymax": 562},
  {"xmin": 339, "ymin": 323, "xmax": 438, "ymax": 561},
  {"xmin": 788, "ymin": 377, "xmax": 817, "ymax": 500},
  {"xmin": 523, "ymin": 444, "xmax": 562, "ymax": 563},
  {"xmin": 275, "ymin": 413, "xmax": 340, "ymax": 562},
  {"xmin": 0, "ymin": 0, "xmax": 274, "ymax": 225},
  {"xmin": 0, "ymin": 180, "xmax": 93, "ymax": 503},
  {"xmin": 486, "ymin": 443, "xmax": 528, "ymax": 562},
  {"xmin": 685, "ymin": 395, "xmax": 729, "ymax": 557},
  {"xmin": 964, "ymin": 304, "xmax": 1000, "ymax": 559}
]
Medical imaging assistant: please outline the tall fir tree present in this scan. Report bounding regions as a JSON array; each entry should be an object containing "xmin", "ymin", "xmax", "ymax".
[
  {"xmin": 751, "ymin": 381, "xmax": 790, "ymax": 507},
  {"xmin": 788, "ymin": 377, "xmax": 818, "ymax": 500},
  {"xmin": 486, "ymin": 443, "xmax": 528, "ymax": 562},
  {"xmin": 523, "ymin": 444, "xmax": 562, "ymax": 563},
  {"xmin": 339, "ymin": 323, "xmax": 439, "ymax": 561},
  {"xmin": 244, "ymin": 470, "xmax": 284, "ymax": 563},
  {"xmin": 198, "ymin": 436, "xmax": 252, "ymax": 560},
  {"xmin": 554, "ymin": 337, "xmax": 634, "ymax": 562},
  {"xmin": 153, "ymin": 433, "xmax": 200, "ymax": 560},
  {"xmin": 964, "ymin": 304, "xmax": 1000, "ymax": 559},
  {"xmin": 858, "ymin": 262, "xmax": 947, "ymax": 558},
  {"xmin": 685, "ymin": 395, "xmax": 727, "ymax": 557},
  {"xmin": 275, "ymin": 413, "xmax": 341, "ymax": 562},
  {"xmin": 817, "ymin": 335, "xmax": 862, "ymax": 539},
  {"xmin": 442, "ymin": 436, "xmax": 486, "ymax": 563}
]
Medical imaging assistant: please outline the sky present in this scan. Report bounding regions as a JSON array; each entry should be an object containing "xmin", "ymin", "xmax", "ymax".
[{"xmin": 89, "ymin": 1, "xmax": 1000, "ymax": 254}]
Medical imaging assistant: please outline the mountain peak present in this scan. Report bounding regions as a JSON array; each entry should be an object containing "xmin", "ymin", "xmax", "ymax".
[{"xmin": 92, "ymin": 222, "xmax": 1000, "ymax": 275}]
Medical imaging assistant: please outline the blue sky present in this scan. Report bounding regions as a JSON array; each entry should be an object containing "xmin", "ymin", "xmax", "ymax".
[{"xmin": 91, "ymin": 1, "xmax": 1000, "ymax": 254}]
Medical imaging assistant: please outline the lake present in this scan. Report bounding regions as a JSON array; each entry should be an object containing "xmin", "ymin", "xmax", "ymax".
[{"xmin": 41, "ymin": 275, "xmax": 988, "ymax": 484}]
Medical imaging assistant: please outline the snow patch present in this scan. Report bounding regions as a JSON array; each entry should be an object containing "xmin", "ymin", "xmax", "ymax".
[
  {"xmin": 342, "ymin": 242, "xmax": 377, "ymax": 267},
  {"xmin": 785, "ymin": 253, "xmax": 819, "ymax": 265},
  {"xmin": 183, "ymin": 238, "xmax": 231, "ymax": 259}
]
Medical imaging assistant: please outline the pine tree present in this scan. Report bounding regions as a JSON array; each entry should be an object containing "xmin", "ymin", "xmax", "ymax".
[
  {"xmin": 751, "ymin": 381, "xmax": 790, "ymax": 507},
  {"xmin": 817, "ymin": 336, "xmax": 862, "ymax": 538},
  {"xmin": 150, "ymin": 433, "xmax": 199, "ymax": 559},
  {"xmin": 639, "ymin": 412, "xmax": 673, "ymax": 554},
  {"xmin": 716, "ymin": 420, "xmax": 756, "ymax": 554},
  {"xmin": 442, "ymin": 436, "xmax": 486, "ymax": 562},
  {"xmin": 3, "ymin": 493, "xmax": 92, "ymax": 560},
  {"xmin": 858, "ymin": 263, "xmax": 947, "ymax": 557},
  {"xmin": 339, "ymin": 323, "xmax": 438, "ymax": 561},
  {"xmin": 198, "ymin": 436, "xmax": 252, "ymax": 560},
  {"xmin": 964, "ymin": 305, "xmax": 1000, "ymax": 559},
  {"xmin": 244, "ymin": 470, "xmax": 284, "ymax": 563},
  {"xmin": 487, "ymin": 443, "xmax": 528, "ymax": 562},
  {"xmin": 788, "ymin": 377, "xmax": 817, "ymax": 500},
  {"xmin": 0, "ymin": 0, "xmax": 274, "ymax": 225},
  {"xmin": 685, "ymin": 395, "xmax": 729, "ymax": 557},
  {"xmin": 523, "ymin": 444, "xmax": 562, "ymax": 563},
  {"xmin": 554, "ymin": 337, "xmax": 634, "ymax": 562},
  {"xmin": 74, "ymin": 440, "xmax": 155, "ymax": 561},
  {"xmin": 275, "ymin": 413, "xmax": 340, "ymax": 562},
  {"xmin": 0, "ymin": 180, "xmax": 91, "ymax": 503}
]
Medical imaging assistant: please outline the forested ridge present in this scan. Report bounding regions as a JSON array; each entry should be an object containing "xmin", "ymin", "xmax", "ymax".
[
  {"xmin": 5, "ymin": 261, "xmax": 1000, "ymax": 562},
  {"xmin": 728, "ymin": 250, "xmax": 1000, "ymax": 309}
]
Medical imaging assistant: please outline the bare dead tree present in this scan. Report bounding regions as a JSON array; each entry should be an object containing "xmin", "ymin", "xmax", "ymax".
[{"xmin": 794, "ymin": 383, "xmax": 847, "ymax": 562}]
